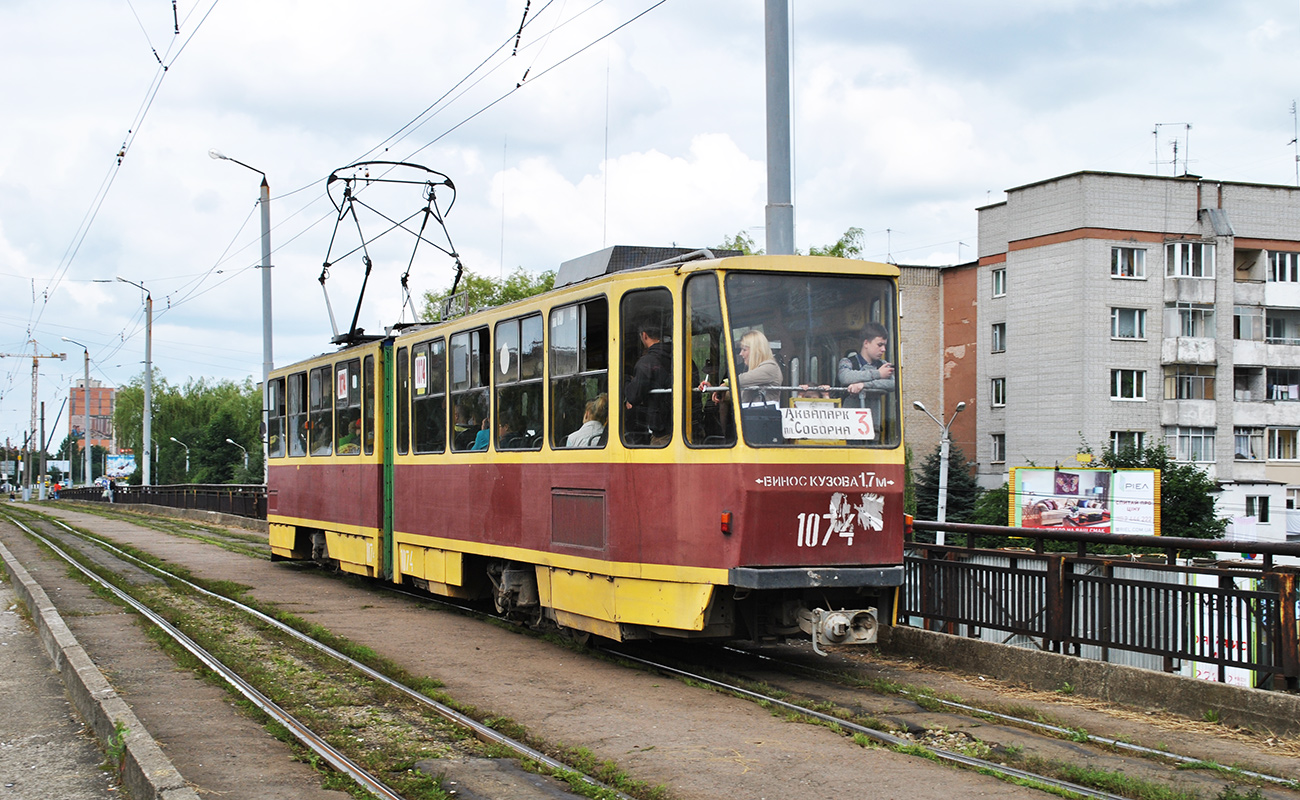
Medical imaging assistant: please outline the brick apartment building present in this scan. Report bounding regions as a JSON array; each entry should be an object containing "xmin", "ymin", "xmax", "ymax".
[{"xmin": 69, "ymin": 378, "xmax": 115, "ymax": 454}]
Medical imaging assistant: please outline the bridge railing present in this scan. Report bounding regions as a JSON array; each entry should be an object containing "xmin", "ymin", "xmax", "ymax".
[
  {"xmin": 57, "ymin": 484, "xmax": 266, "ymax": 520},
  {"xmin": 904, "ymin": 521, "xmax": 1300, "ymax": 690}
]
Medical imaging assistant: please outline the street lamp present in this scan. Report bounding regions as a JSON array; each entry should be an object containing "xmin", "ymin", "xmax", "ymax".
[
  {"xmin": 170, "ymin": 436, "xmax": 190, "ymax": 477},
  {"xmin": 116, "ymin": 277, "xmax": 152, "ymax": 486},
  {"xmin": 210, "ymin": 148, "xmax": 272, "ymax": 484},
  {"xmin": 225, "ymin": 437, "xmax": 249, "ymax": 471},
  {"xmin": 61, "ymin": 337, "xmax": 93, "ymax": 488},
  {"xmin": 913, "ymin": 400, "xmax": 966, "ymax": 545}
]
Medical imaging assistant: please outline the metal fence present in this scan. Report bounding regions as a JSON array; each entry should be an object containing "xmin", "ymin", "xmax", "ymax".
[
  {"xmin": 904, "ymin": 521, "xmax": 1300, "ymax": 690},
  {"xmin": 58, "ymin": 483, "xmax": 267, "ymax": 520}
]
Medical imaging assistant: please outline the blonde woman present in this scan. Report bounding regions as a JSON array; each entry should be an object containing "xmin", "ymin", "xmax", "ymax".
[
  {"xmin": 566, "ymin": 393, "xmax": 608, "ymax": 448},
  {"xmin": 698, "ymin": 329, "xmax": 782, "ymax": 404}
]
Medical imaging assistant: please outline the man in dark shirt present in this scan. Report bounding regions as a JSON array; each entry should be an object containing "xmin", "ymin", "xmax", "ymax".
[{"xmin": 624, "ymin": 321, "xmax": 671, "ymax": 445}]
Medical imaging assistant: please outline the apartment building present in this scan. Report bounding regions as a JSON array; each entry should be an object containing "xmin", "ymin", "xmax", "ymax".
[
  {"xmin": 69, "ymin": 378, "xmax": 115, "ymax": 454},
  {"xmin": 974, "ymin": 170, "xmax": 1300, "ymax": 542}
]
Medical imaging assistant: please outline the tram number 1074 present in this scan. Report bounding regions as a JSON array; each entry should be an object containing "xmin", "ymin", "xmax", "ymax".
[{"xmin": 794, "ymin": 492, "xmax": 888, "ymax": 548}]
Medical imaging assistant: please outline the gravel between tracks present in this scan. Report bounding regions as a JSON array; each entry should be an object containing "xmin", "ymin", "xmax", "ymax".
[{"xmin": 25, "ymin": 505, "xmax": 1300, "ymax": 800}]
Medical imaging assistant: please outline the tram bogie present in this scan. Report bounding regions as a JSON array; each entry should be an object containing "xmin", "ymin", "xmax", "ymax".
[{"xmin": 267, "ymin": 248, "xmax": 905, "ymax": 649}]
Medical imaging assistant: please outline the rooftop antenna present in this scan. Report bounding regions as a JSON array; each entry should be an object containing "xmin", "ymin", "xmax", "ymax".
[
  {"xmin": 1152, "ymin": 122, "xmax": 1192, "ymax": 175},
  {"xmin": 1290, "ymin": 101, "xmax": 1299, "ymax": 187}
]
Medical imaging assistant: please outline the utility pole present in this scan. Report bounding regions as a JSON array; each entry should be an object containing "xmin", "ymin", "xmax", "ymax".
[
  {"xmin": 0, "ymin": 344, "xmax": 67, "ymax": 496},
  {"xmin": 764, "ymin": 0, "xmax": 794, "ymax": 255}
]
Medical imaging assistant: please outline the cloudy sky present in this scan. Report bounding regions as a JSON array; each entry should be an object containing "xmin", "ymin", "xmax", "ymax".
[{"xmin": 1, "ymin": 0, "xmax": 1297, "ymax": 446}]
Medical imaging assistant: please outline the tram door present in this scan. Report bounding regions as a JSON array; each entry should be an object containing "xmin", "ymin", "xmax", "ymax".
[{"xmin": 620, "ymin": 289, "xmax": 674, "ymax": 448}]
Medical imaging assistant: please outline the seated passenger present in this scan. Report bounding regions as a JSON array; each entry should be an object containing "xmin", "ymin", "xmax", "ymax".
[
  {"xmin": 734, "ymin": 329, "xmax": 782, "ymax": 403},
  {"xmin": 566, "ymin": 393, "xmax": 608, "ymax": 448},
  {"xmin": 698, "ymin": 329, "xmax": 783, "ymax": 404},
  {"xmin": 470, "ymin": 417, "xmax": 490, "ymax": 451}
]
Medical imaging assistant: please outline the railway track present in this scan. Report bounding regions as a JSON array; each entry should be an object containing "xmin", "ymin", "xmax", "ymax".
[
  {"xmin": 2, "ymin": 508, "xmax": 632, "ymax": 800},
  {"xmin": 13, "ymin": 503, "xmax": 1300, "ymax": 800}
]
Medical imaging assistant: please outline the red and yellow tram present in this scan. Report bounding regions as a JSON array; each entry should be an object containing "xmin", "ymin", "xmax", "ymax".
[{"xmin": 266, "ymin": 248, "xmax": 905, "ymax": 650}]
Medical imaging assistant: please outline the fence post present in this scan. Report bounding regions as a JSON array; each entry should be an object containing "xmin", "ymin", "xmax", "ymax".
[
  {"xmin": 1045, "ymin": 554, "xmax": 1066, "ymax": 652},
  {"xmin": 1278, "ymin": 571, "xmax": 1298, "ymax": 691}
]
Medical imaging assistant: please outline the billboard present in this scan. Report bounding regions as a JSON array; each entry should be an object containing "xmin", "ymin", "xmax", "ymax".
[
  {"xmin": 1011, "ymin": 467, "xmax": 1160, "ymax": 535},
  {"xmin": 106, "ymin": 454, "xmax": 137, "ymax": 478}
]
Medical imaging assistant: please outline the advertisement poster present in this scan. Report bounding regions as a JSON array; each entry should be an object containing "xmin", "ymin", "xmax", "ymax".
[
  {"xmin": 106, "ymin": 455, "xmax": 137, "ymax": 478},
  {"xmin": 1011, "ymin": 467, "xmax": 1160, "ymax": 535}
]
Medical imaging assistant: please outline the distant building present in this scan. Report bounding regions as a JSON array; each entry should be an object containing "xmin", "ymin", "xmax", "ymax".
[
  {"xmin": 69, "ymin": 379, "xmax": 115, "ymax": 454},
  {"xmin": 970, "ymin": 170, "xmax": 1300, "ymax": 542}
]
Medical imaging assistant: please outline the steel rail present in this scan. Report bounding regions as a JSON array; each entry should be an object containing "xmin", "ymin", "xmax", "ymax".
[
  {"xmin": 720, "ymin": 646, "xmax": 1299, "ymax": 790},
  {"xmin": 607, "ymin": 647, "xmax": 1136, "ymax": 800},
  {"xmin": 4, "ymin": 514, "xmax": 405, "ymax": 800},
  {"xmin": 32, "ymin": 514, "xmax": 634, "ymax": 800}
]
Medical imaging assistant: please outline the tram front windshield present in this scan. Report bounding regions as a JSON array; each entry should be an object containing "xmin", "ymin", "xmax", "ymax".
[{"xmin": 719, "ymin": 272, "xmax": 900, "ymax": 448}]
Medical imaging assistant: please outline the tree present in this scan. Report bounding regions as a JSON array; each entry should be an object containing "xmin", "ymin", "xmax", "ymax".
[
  {"xmin": 968, "ymin": 483, "xmax": 1010, "ymax": 526},
  {"xmin": 419, "ymin": 267, "xmax": 555, "ymax": 320},
  {"xmin": 913, "ymin": 444, "xmax": 982, "ymax": 522},
  {"xmin": 715, "ymin": 230, "xmax": 762, "ymax": 255},
  {"xmin": 1099, "ymin": 444, "xmax": 1226, "ymax": 539},
  {"xmin": 808, "ymin": 226, "xmax": 865, "ymax": 259}
]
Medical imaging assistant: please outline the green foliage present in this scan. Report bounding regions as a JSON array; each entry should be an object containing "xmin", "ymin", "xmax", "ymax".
[
  {"xmin": 53, "ymin": 438, "xmax": 110, "ymax": 484},
  {"xmin": 913, "ymin": 444, "xmax": 982, "ymax": 522},
  {"xmin": 113, "ymin": 374, "xmax": 263, "ymax": 485},
  {"xmin": 715, "ymin": 230, "xmax": 763, "ymax": 255},
  {"xmin": 903, "ymin": 445, "xmax": 917, "ymax": 516},
  {"xmin": 419, "ymin": 267, "xmax": 555, "ymax": 319},
  {"xmin": 969, "ymin": 483, "xmax": 1010, "ymax": 526},
  {"xmin": 1099, "ymin": 444, "xmax": 1226, "ymax": 539},
  {"xmin": 808, "ymin": 226, "xmax": 865, "ymax": 259}
]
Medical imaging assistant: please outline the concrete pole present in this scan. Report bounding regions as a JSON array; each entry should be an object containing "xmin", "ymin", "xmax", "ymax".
[
  {"xmin": 144, "ymin": 292, "xmax": 152, "ymax": 486},
  {"xmin": 259, "ymin": 175, "xmax": 273, "ymax": 483},
  {"xmin": 82, "ymin": 351, "xmax": 92, "ymax": 487},
  {"xmin": 764, "ymin": 0, "xmax": 794, "ymax": 256}
]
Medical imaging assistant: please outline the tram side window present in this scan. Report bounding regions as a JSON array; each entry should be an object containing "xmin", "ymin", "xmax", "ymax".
[
  {"xmin": 396, "ymin": 347, "xmax": 410, "ymax": 455},
  {"xmin": 309, "ymin": 366, "xmax": 333, "ymax": 456},
  {"xmin": 550, "ymin": 298, "xmax": 609, "ymax": 448},
  {"xmin": 620, "ymin": 288, "xmax": 673, "ymax": 447},
  {"xmin": 450, "ymin": 328, "xmax": 490, "ymax": 451},
  {"xmin": 335, "ymin": 359, "xmax": 362, "ymax": 455},
  {"xmin": 413, "ymin": 338, "xmax": 447, "ymax": 454},
  {"xmin": 266, "ymin": 377, "xmax": 286, "ymax": 458},
  {"xmin": 495, "ymin": 314, "xmax": 543, "ymax": 450},
  {"xmin": 684, "ymin": 274, "xmax": 735, "ymax": 447},
  {"xmin": 288, "ymin": 372, "xmax": 307, "ymax": 457},
  {"xmin": 363, "ymin": 355, "xmax": 376, "ymax": 456}
]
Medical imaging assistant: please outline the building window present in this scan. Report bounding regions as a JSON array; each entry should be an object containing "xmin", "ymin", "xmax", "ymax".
[
  {"xmin": 1269, "ymin": 428, "xmax": 1299, "ymax": 460},
  {"xmin": 1165, "ymin": 241, "xmax": 1214, "ymax": 278},
  {"xmin": 990, "ymin": 377, "xmax": 1006, "ymax": 407},
  {"xmin": 1165, "ymin": 426, "xmax": 1215, "ymax": 462},
  {"xmin": 1268, "ymin": 251, "xmax": 1300, "ymax": 283},
  {"xmin": 1234, "ymin": 427, "xmax": 1264, "ymax": 460},
  {"xmin": 1267, "ymin": 368, "xmax": 1300, "ymax": 400},
  {"xmin": 1111, "ymin": 430, "xmax": 1144, "ymax": 454},
  {"xmin": 990, "ymin": 433, "xmax": 1006, "ymax": 463},
  {"xmin": 1245, "ymin": 495, "xmax": 1271, "ymax": 523},
  {"xmin": 1112, "ymin": 246, "xmax": 1146, "ymax": 279},
  {"xmin": 991, "ymin": 268, "xmax": 1006, "ymax": 297},
  {"xmin": 1265, "ymin": 310, "xmax": 1300, "ymax": 344},
  {"xmin": 991, "ymin": 322, "xmax": 1006, "ymax": 353},
  {"xmin": 1111, "ymin": 369, "xmax": 1146, "ymax": 400},
  {"xmin": 1163, "ymin": 365, "xmax": 1215, "ymax": 400},
  {"xmin": 1165, "ymin": 302, "xmax": 1214, "ymax": 338},
  {"xmin": 1111, "ymin": 307, "xmax": 1146, "ymax": 339},
  {"xmin": 1234, "ymin": 306, "xmax": 1264, "ymax": 341}
]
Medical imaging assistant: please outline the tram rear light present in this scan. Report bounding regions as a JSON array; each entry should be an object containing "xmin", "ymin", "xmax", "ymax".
[
  {"xmin": 904, "ymin": 514, "xmax": 914, "ymax": 538},
  {"xmin": 720, "ymin": 510, "xmax": 732, "ymax": 535}
]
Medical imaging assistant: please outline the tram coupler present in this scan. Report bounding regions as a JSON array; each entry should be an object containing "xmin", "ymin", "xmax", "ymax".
[{"xmin": 801, "ymin": 608, "xmax": 878, "ymax": 657}]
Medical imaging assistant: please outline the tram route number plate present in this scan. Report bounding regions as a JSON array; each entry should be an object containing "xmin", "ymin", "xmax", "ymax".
[{"xmin": 780, "ymin": 406, "xmax": 874, "ymax": 441}]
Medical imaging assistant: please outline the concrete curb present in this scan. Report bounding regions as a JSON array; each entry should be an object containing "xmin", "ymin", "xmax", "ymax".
[
  {"xmin": 0, "ymin": 538, "xmax": 201, "ymax": 800},
  {"xmin": 56, "ymin": 499, "xmax": 267, "ymax": 533},
  {"xmin": 880, "ymin": 624, "xmax": 1300, "ymax": 736}
]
